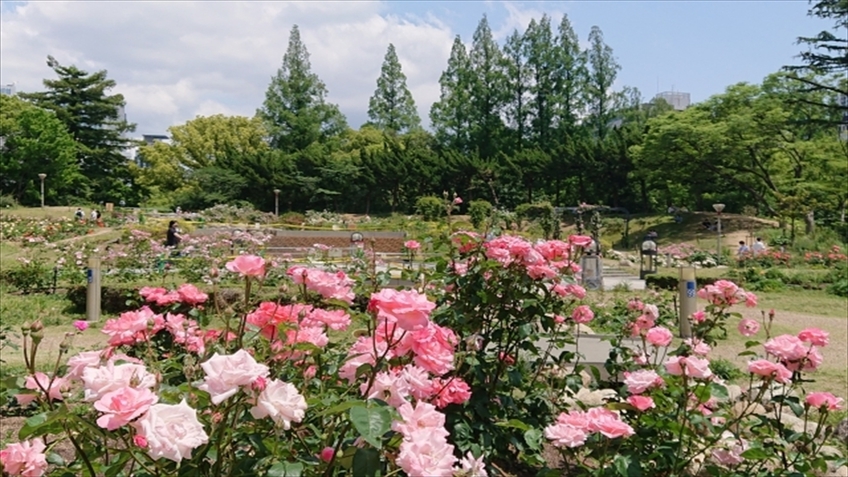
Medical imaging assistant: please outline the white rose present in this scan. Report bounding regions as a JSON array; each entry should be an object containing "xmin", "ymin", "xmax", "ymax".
[
  {"xmin": 82, "ymin": 362, "xmax": 156, "ymax": 402},
  {"xmin": 249, "ymin": 379, "xmax": 307, "ymax": 430},
  {"xmin": 134, "ymin": 400, "xmax": 209, "ymax": 462},
  {"xmin": 198, "ymin": 350, "xmax": 269, "ymax": 405}
]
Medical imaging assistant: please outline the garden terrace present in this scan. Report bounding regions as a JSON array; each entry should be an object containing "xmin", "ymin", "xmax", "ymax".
[{"xmin": 262, "ymin": 230, "xmax": 408, "ymax": 256}]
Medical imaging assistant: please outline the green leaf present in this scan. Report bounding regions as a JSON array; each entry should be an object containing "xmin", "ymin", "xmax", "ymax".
[
  {"xmin": 19, "ymin": 408, "xmax": 68, "ymax": 439},
  {"xmin": 496, "ymin": 419, "xmax": 530, "ymax": 431},
  {"xmin": 267, "ymin": 461, "xmax": 304, "ymax": 477},
  {"xmin": 318, "ymin": 400, "xmax": 366, "ymax": 417},
  {"xmin": 349, "ymin": 405, "xmax": 391, "ymax": 449},
  {"xmin": 744, "ymin": 340, "xmax": 761, "ymax": 349},
  {"xmin": 787, "ymin": 399, "xmax": 805, "ymax": 417},
  {"xmin": 709, "ymin": 383, "xmax": 729, "ymax": 400},
  {"xmin": 46, "ymin": 452, "xmax": 65, "ymax": 466},
  {"xmin": 740, "ymin": 447, "xmax": 771, "ymax": 460},
  {"xmin": 104, "ymin": 453, "xmax": 131, "ymax": 477},
  {"xmin": 613, "ymin": 455, "xmax": 632, "ymax": 476},
  {"xmin": 352, "ymin": 448, "xmax": 381, "ymax": 477},
  {"xmin": 523, "ymin": 429, "xmax": 542, "ymax": 451}
]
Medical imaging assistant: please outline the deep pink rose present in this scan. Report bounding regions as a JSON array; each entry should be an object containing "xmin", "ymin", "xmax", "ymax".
[
  {"xmin": 73, "ymin": 320, "xmax": 89, "ymax": 332},
  {"xmin": 747, "ymin": 359, "xmax": 792, "ymax": 384},
  {"xmin": 805, "ymin": 392, "xmax": 843, "ymax": 411},
  {"xmin": 627, "ymin": 395, "xmax": 655, "ymax": 411},
  {"xmin": 646, "ymin": 326, "xmax": 673, "ymax": 347},
  {"xmin": 319, "ymin": 447, "xmax": 335, "ymax": 463},
  {"xmin": 225, "ymin": 255, "xmax": 265, "ymax": 277},
  {"xmin": 737, "ymin": 318, "xmax": 760, "ymax": 337},
  {"xmin": 430, "ymin": 377, "xmax": 472, "ymax": 409},
  {"xmin": 0, "ymin": 438, "xmax": 48, "ymax": 477},
  {"xmin": 453, "ymin": 197, "xmax": 463, "ymax": 205},
  {"xmin": 691, "ymin": 310, "xmax": 706, "ymax": 323},
  {"xmin": 571, "ymin": 305, "xmax": 594, "ymax": 324},
  {"xmin": 798, "ymin": 328, "xmax": 829, "ymax": 347},
  {"xmin": 369, "ymin": 289, "xmax": 436, "ymax": 331},
  {"xmin": 568, "ymin": 235, "xmax": 593, "ymax": 248}
]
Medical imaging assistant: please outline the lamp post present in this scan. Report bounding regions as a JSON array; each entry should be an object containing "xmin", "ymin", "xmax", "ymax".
[
  {"xmin": 712, "ymin": 203, "xmax": 725, "ymax": 263},
  {"xmin": 38, "ymin": 173, "xmax": 47, "ymax": 209},
  {"xmin": 273, "ymin": 189, "xmax": 281, "ymax": 217}
]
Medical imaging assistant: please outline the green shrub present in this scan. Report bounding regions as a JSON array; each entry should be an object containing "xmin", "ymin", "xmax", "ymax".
[
  {"xmin": 0, "ymin": 259, "xmax": 53, "ymax": 294},
  {"xmin": 514, "ymin": 202, "xmax": 557, "ymax": 238},
  {"xmin": 415, "ymin": 196, "xmax": 444, "ymax": 221},
  {"xmin": 710, "ymin": 357, "xmax": 744, "ymax": 382},
  {"xmin": 0, "ymin": 195, "xmax": 19, "ymax": 208},
  {"xmin": 279, "ymin": 211, "xmax": 306, "ymax": 225},
  {"xmin": 468, "ymin": 200, "xmax": 493, "ymax": 229},
  {"xmin": 645, "ymin": 274, "xmax": 723, "ymax": 291}
]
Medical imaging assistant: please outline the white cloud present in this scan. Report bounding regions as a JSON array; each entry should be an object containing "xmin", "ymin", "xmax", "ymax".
[{"xmin": 0, "ymin": 1, "xmax": 456, "ymax": 134}]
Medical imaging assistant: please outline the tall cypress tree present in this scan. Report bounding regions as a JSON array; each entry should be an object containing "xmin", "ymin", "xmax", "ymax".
[
  {"xmin": 430, "ymin": 36, "xmax": 473, "ymax": 153},
  {"xmin": 21, "ymin": 56, "xmax": 136, "ymax": 203},
  {"xmin": 258, "ymin": 25, "xmax": 347, "ymax": 154},
  {"xmin": 502, "ymin": 28, "xmax": 530, "ymax": 153},
  {"xmin": 585, "ymin": 26, "xmax": 620, "ymax": 141},
  {"xmin": 468, "ymin": 15, "xmax": 507, "ymax": 160},
  {"xmin": 524, "ymin": 15, "xmax": 558, "ymax": 152},
  {"xmin": 368, "ymin": 44, "xmax": 420, "ymax": 134}
]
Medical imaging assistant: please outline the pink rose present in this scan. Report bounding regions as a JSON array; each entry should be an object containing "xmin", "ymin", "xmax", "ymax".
[
  {"xmin": 586, "ymin": 407, "xmax": 634, "ymax": 438},
  {"xmin": 798, "ymin": 328, "xmax": 829, "ymax": 347},
  {"xmin": 744, "ymin": 292, "xmax": 758, "ymax": 308},
  {"xmin": 225, "ymin": 254, "xmax": 265, "ymax": 277},
  {"xmin": 691, "ymin": 310, "xmax": 706, "ymax": 323},
  {"xmin": 805, "ymin": 392, "xmax": 844, "ymax": 411},
  {"xmin": 177, "ymin": 283, "xmax": 208, "ymax": 305},
  {"xmin": 139, "ymin": 286, "xmax": 167, "ymax": 303},
  {"xmin": 73, "ymin": 320, "xmax": 89, "ymax": 332},
  {"xmin": 287, "ymin": 266, "xmax": 355, "ymax": 304},
  {"xmin": 15, "ymin": 372, "xmax": 68, "ymax": 406},
  {"xmin": 556, "ymin": 410, "xmax": 590, "ymax": 431},
  {"xmin": 544, "ymin": 422, "xmax": 587, "ymax": 448},
  {"xmin": 249, "ymin": 379, "xmax": 308, "ymax": 429},
  {"xmin": 94, "ymin": 386, "xmax": 159, "ymax": 430},
  {"xmin": 747, "ymin": 360, "xmax": 792, "ymax": 384},
  {"xmin": 643, "ymin": 304, "xmax": 660, "ymax": 320},
  {"xmin": 623, "ymin": 370, "xmax": 664, "ymax": 395},
  {"xmin": 684, "ymin": 338, "xmax": 711, "ymax": 356},
  {"xmin": 404, "ymin": 240, "xmax": 421, "ymax": 250},
  {"xmin": 737, "ymin": 318, "xmax": 760, "ymax": 337},
  {"xmin": 396, "ymin": 428, "xmax": 457, "ymax": 477},
  {"xmin": 571, "ymin": 305, "xmax": 594, "ymax": 324},
  {"xmin": 101, "ymin": 307, "xmax": 159, "ymax": 347},
  {"xmin": 369, "ymin": 289, "xmax": 436, "ymax": 331},
  {"xmin": 764, "ymin": 335, "xmax": 808, "ymax": 362},
  {"xmin": 453, "ymin": 197, "xmax": 463, "ymax": 205},
  {"xmin": 429, "ymin": 377, "xmax": 472, "ymax": 409},
  {"xmin": 65, "ymin": 350, "xmax": 103, "ymax": 380},
  {"xmin": 0, "ymin": 438, "xmax": 48, "ymax": 477},
  {"xmin": 198, "ymin": 350, "xmax": 270, "ymax": 405},
  {"xmin": 133, "ymin": 400, "xmax": 208, "ymax": 463},
  {"xmin": 646, "ymin": 326, "xmax": 673, "ymax": 347},
  {"xmin": 401, "ymin": 365, "xmax": 434, "ymax": 400},
  {"xmin": 665, "ymin": 356, "xmax": 712, "ymax": 379},
  {"xmin": 627, "ymin": 395, "xmax": 655, "ymax": 411},
  {"xmin": 568, "ymin": 235, "xmax": 593, "ymax": 248},
  {"xmin": 319, "ymin": 447, "xmax": 335, "ymax": 463},
  {"xmin": 634, "ymin": 314, "xmax": 655, "ymax": 331},
  {"xmin": 82, "ymin": 362, "xmax": 157, "ymax": 402},
  {"xmin": 392, "ymin": 401, "xmax": 448, "ymax": 438}
]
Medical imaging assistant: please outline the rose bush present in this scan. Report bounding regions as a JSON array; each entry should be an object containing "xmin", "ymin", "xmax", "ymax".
[{"xmin": 1, "ymin": 222, "xmax": 845, "ymax": 476}]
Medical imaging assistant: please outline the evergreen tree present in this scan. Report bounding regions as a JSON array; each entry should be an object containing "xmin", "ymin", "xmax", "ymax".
[
  {"xmin": 20, "ymin": 56, "xmax": 137, "ymax": 203},
  {"xmin": 258, "ymin": 25, "xmax": 347, "ymax": 154},
  {"xmin": 502, "ymin": 28, "xmax": 530, "ymax": 153},
  {"xmin": 585, "ymin": 26, "xmax": 620, "ymax": 140},
  {"xmin": 468, "ymin": 15, "xmax": 507, "ymax": 160},
  {"xmin": 524, "ymin": 15, "xmax": 558, "ymax": 152},
  {"xmin": 430, "ymin": 36, "xmax": 473, "ymax": 153},
  {"xmin": 368, "ymin": 44, "xmax": 420, "ymax": 133}
]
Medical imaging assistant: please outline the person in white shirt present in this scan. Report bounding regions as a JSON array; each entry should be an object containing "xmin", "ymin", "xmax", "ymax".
[{"xmin": 752, "ymin": 237, "xmax": 766, "ymax": 255}]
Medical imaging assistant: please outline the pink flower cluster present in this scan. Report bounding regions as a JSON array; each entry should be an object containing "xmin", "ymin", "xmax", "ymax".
[
  {"xmin": 481, "ymin": 235, "xmax": 590, "ymax": 279},
  {"xmin": 393, "ymin": 402, "xmax": 487, "ymax": 477},
  {"xmin": 246, "ymin": 302, "xmax": 350, "ymax": 347},
  {"xmin": 545, "ymin": 407, "xmax": 635, "ymax": 448},
  {"xmin": 760, "ymin": 328, "xmax": 827, "ymax": 373},
  {"xmin": 697, "ymin": 280, "xmax": 757, "ymax": 308},
  {"xmin": 665, "ymin": 356, "xmax": 713, "ymax": 380},
  {"xmin": 287, "ymin": 266, "xmax": 355, "ymax": 304},
  {"xmin": 369, "ymin": 289, "xmax": 436, "ymax": 331},
  {"xmin": 140, "ymin": 284, "xmax": 208, "ymax": 307},
  {"xmin": 101, "ymin": 307, "xmax": 207, "ymax": 353},
  {"xmin": 0, "ymin": 439, "xmax": 48, "ymax": 477}
]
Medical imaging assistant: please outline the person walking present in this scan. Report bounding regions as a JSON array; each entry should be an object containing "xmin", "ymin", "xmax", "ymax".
[
  {"xmin": 752, "ymin": 237, "xmax": 767, "ymax": 256},
  {"xmin": 74, "ymin": 207, "xmax": 84, "ymax": 221},
  {"xmin": 737, "ymin": 241, "xmax": 750, "ymax": 256},
  {"xmin": 166, "ymin": 220, "xmax": 183, "ymax": 248}
]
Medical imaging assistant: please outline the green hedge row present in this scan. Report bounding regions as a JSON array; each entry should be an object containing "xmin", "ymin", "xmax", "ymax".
[{"xmin": 645, "ymin": 274, "xmax": 724, "ymax": 291}]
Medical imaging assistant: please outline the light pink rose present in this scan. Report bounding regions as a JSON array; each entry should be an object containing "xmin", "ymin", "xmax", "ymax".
[
  {"xmin": 798, "ymin": 328, "xmax": 829, "ymax": 347},
  {"xmin": 764, "ymin": 334, "xmax": 808, "ymax": 362},
  {"xmin": 0, "ymin": 438, "xmax": 48, "ymax": 477},
  {"xmin": 369, "ymin": 288, "xmax": 436, "ymax": 331},
  {"xmin": 458, "ymin": 451, "xmax": 488, "ymax": 477},
  {"xmin": 646, "ymin": 326, "xmax": 673, "ymax": 347},
  {"xmin": 133, "ymin": 400, "xmax": 208, "ymax": 463},
  {"xmin": 805, "ymin": 392, "xmax": 844, "ymax": 411},
  {"xmin": 249, "ymin": 379, "xmax": 308, "ymax": 429},
  {"xmin": 665, "ymin": 356, "xmax": 713, "ymax": 379},
  {"xmin": 101, "ymin": 307, "xmax": 158, "ymax": 347},
  {"xmin": 712, "ymin": 447, "xmax": 744, "ymax": 467},
  {"xmin": 94, "ymin": 386, "xmax": 159, "ymax": 430},
  {"xmin": 177, "ymin": 283, "xmax": 208, "ymax": 305},
  {"xmin": 623, "ymin": 370, "xmax": 664, "ymax": 395},
  {"xmin": 15, "ymin": 373, "xmax": 68, "ymax": 406},
  {"xmin": 396, "ymin": 428, "xmax": 457, "ymax": 477},
  {"xmin": 404, "ymin": 240, "xmax": 421, "ymax": 250},
  {"xmin": 738, "ymin": 318, "xmax": 760, "ymax": 337},
  {"xmin": 744, "ymin": 292, "xmax": 758, "ymax": 308},
  {"xmin": 65, "ymin": 350, "xmax": 103, "ymax": 380},
  {"xmin": 556, "ymin": 410, "xmax": 590, "ymax": 431},
  {"xmin": 302, "ymin": 308, "xmax": 351, "ymax": 331},
  {"xmin": 401, "ymin": 365, "xmax": 434, "ymax": 401},
  {"xmin": 634, "ymin": 314, "xmax": 655, "ymax": 331},
  {"xmin": 198, "ymin": 350, "xmax": 269, "ymax": 405},
  {"xmin": 747, "ymin": 360, "xmax": 792, "ymax": 384},
  {"xmin": 684, "ymin": 338, "xmax": 711, "ymax": 356},
  {"xmin": 627, "ymin": 395, "xmax": 655, "ymax": 411},
  {"xmin": 139, "ymin": 286, "xmax": 167, "ymax": 303},
  {"xmin": 225, "ymin": 254, "xmax": 265, "ymax": 277},
  {"xmin": 82, "ymin": 362, "xmax": 157, "ymax": 402},
  {"xmin": 361, "ymin": 370, "xmax": 410, "ymax": 408},
  {"xmin": 643, "ymin": 304, "xmax": 660, "ymax": 320},
  {"xmin": 571, "ymin": 305, "xmax": 594, "ymax": 324},
  {"xmin": 586, "ymin": 407, "xmax": 635, "ymax": 438},
  {"xmin": 392, "ymin": 401, "xmax": 448, "ymax": 438},
  {"xmin": 568, "ymin": 235, "xmax": 593, "ymax": 248},
  {"xmin": 544, "ymin": 422, "xmax": 587, "ymax": 448},
  {"xmin": 287, "ymin": 266, "xmax": 355, "ymax": 304}
]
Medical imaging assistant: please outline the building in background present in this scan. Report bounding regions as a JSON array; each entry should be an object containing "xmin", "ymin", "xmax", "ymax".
[
  {"xmin": 0, "ymin": 83, "xmax": 16, "ymax": 96},
  {"xmin": 655, "ymin": 91, "xmax": 691, "ymax": 111},
  {"xmin": 131, "ymin": 134, "xmax": 171, "ymax": 167}
]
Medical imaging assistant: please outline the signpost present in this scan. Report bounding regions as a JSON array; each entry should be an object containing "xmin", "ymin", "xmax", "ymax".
[
  {"xmin": 678, "ymin": 266, "xmax": 697, "ymax": 338},
  {"xmin": 86, "ymin": 255, "xmax": 101, "ymax": 322}
]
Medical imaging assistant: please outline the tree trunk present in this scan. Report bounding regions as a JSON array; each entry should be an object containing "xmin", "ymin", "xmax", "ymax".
[{"xmin": 804, "ymin": 210, "xmax": 815, "ymax": 236}]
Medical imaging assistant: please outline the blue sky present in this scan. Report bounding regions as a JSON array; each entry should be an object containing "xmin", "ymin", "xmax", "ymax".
[{"xmin": 0, "ymin": 1, "xmax": 829, "ymax": 135}]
